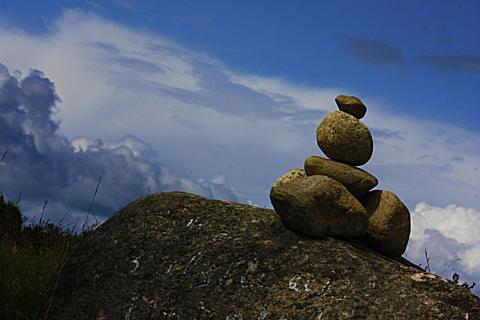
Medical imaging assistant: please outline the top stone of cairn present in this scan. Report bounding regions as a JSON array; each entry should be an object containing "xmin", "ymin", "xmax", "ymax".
[{"xmin": 335, "ymin": 95, "xmax": 367, "ymax": 119}]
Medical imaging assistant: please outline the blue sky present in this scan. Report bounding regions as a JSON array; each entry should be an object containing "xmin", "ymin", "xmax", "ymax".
[
  {"xmin": 0, "ymin": 1, "xmax": 479, "ymax": 293},
  {"xmin": 2, "ymin": 0, "xmax": 479, "ymax": 130}
]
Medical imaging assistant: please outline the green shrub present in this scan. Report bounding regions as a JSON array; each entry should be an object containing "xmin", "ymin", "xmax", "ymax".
[
  {"xmin": 0, "ymin": 242, "xmax": 70, "ymax": 320},
  {"xmin": 0, "ymin": 193, "xmax": 23, "ymax": 242},
  {"xmin": 0, "ymin": 197, "xmax": 84, "ymax": 320}
]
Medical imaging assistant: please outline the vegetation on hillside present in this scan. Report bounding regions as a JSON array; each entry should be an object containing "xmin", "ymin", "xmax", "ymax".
[{"xmin": 0, "ymin": 194, "xmax": 88, "ymax": 320}]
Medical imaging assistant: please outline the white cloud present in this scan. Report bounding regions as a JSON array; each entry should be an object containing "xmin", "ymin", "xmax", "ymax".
[
  {"xmin": 227, "ymin": 73, "xmax": 345, "ymax": 112},
  {"xmin": 0, "ymin": 10, "xmax": 345, "ymax": 207},
  {"xmin": 0, "ymin": 64, "xmax": 249, "ymax": 229},
  {"xmin": 226, "ymin": 76, "xmax": 480, "ymax": 210},
  {"xmin": 0, "ymin": 9, "xmax": 479, "ymax": 265},
  {"xmin": 0, "ymin": 8, "xmax": 479, "ymax": 299},
  {"xmin": 406, "ymin": 202, "xmax": 479, "ymax": 294}
]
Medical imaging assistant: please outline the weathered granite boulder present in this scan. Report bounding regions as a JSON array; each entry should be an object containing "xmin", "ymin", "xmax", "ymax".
[
  {"xmin": 270, "ymin": 175, "xmax": 368, "ymax": 237},
  {"xmin": 39, "ymin": 192, "xmax": 480, "ymax": 320},
  {"xmin": 361, "ymin": 190, "xmax": 411, "ymax": 258},
  {"xmin": 316, "ymin": 111, "xmax": 373, "ymax": 166},
  {"xmin": 304, "ymin": 155, "xmax": 378, "ymax": 198},
  {"xmin": 335, "ymin": 95, "xmax": 367, "ymax": 119},
  {"xmin": 271, "ymin": 168, "xmax": 306, "ymax": 188}
]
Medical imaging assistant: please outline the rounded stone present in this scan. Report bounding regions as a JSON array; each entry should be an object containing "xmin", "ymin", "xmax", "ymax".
[
  {"xmin": 304, "ymin": 155, "xmax": 378, "ymax": 198},
  {"xmin": 360, "ymin": 190, "xmax": 411, "ymax": 258},
  {"xmin": 270, "ymin": 175, "xmax": 368, "ymax": 237},
  {"xmin": 316, "ymin": 111, "xmax": 373, "ymax": 166},
  {"xmin": 335, "ymin": 95, "xmax": 367, "ymax": 119},
  {"xmin": 271, "ymin": 168, "xmax": 306, "ymax": 188}
]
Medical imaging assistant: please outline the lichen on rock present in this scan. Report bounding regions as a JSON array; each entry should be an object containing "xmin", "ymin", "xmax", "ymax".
[{"xmin": 39, "ymin": 192, "xmax": 480, "ymax": 319}]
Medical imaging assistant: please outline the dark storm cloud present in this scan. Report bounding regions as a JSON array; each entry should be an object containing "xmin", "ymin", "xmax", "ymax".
[
  {"xmin": 0, "ymin": 64, "xmax": 242, "ymax": 225},
  {"xmin": 418, "ymin": 54, "xmax": 480, "ymax": 74},
  {"xmin": 339, "ymin": 35, "xmax": 403, "ymax": 68}
]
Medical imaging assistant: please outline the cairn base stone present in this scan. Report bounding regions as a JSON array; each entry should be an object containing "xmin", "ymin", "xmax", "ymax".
[
  {"xmin": 304, "ymin": 155, "xmax": 378, "ymax": 198},
  {"xmin": 361, "ymin": 190, "xmax": 411, "ymax": 258},
  {"xmin": 316, "ymin": 111, "xmax": 373, "ymax": 166},
  {"xmin": 270, "ymin": 175, "xmax": 368, "ymax": 237}
]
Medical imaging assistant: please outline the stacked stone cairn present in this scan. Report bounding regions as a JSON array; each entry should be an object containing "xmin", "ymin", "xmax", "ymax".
[{"xmin": 270, "ymin": 95, "xmax": 411, "ymax": 258}]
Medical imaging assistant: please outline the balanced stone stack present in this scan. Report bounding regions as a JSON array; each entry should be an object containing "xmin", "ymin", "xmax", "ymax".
[{"xmin": 270, "ymin": 95, "xmax": 411, "ymax": 258}]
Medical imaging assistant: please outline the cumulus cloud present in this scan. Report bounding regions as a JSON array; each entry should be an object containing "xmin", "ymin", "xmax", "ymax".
[
  {"xmin": 0, "ymin": 10, "xmax": 341, "ymax": 207},
  {"xmin": 0, "ymin": 10, "xmax": 479, "ymax": 223},
  {"xmin": 406, "ymin": 202, "xmax": 480, "ymax": 294},
  {"xmin": 0, "ymin": 11, "xmax": 479, "ymax": 296},
  {"xmin": 0, "ymin": 64, "xmax": 245, "ymax": 228}
]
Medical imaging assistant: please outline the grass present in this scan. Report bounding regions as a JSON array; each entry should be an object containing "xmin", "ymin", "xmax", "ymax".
[
  {"xmin": 0, "ymin": 194, "xmax": 88, "ymax": 320},
  {"xmin": 0, "ymin": 242, "xmax": 68, "ymax": 319}
]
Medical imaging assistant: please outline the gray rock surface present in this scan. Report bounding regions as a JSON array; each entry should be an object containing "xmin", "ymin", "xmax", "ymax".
[
  {"xmin": 271, "ymin": 168, "xmax": 306, "ymax": 188},
  {"xmin": 40, "ymin": 192, "xmax": 480, "ymax": 320},
  {"xmin": 361, "ymin": 190, "xmax": 411, "ymax": 258},
  {"xmin": 316, "ymin": 111, "xmax": 373, "ymax": 166},
  {"xmin": 335, "ymin": 95, "xmax": 367, "ymax": 119},
  {"xmin": 270, "ymin": 175, "xmax": 368, "ymax": 237},
  {"xmin": 304, "ymin": 155, "xmax": 378, "ymax": 198}
]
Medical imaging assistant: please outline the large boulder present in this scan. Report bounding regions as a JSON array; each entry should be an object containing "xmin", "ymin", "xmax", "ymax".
[
  {"xmin": 304, "ymin": 155, "xmax": 378, "ymax": 198},
  {"xmin": 270, "ymin": 175, "xmax": 368, "ymax": 237},
  {"xmin": 316, "ymin": 111, "xmax": 373, "ymax": 166},
  {"xmin": 39, "ymin": 192, "xmax": 480, "ymax": 320},
  {"xmin": 361, "ymin": 190, "xmax": 411, "ymax": 258}
]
